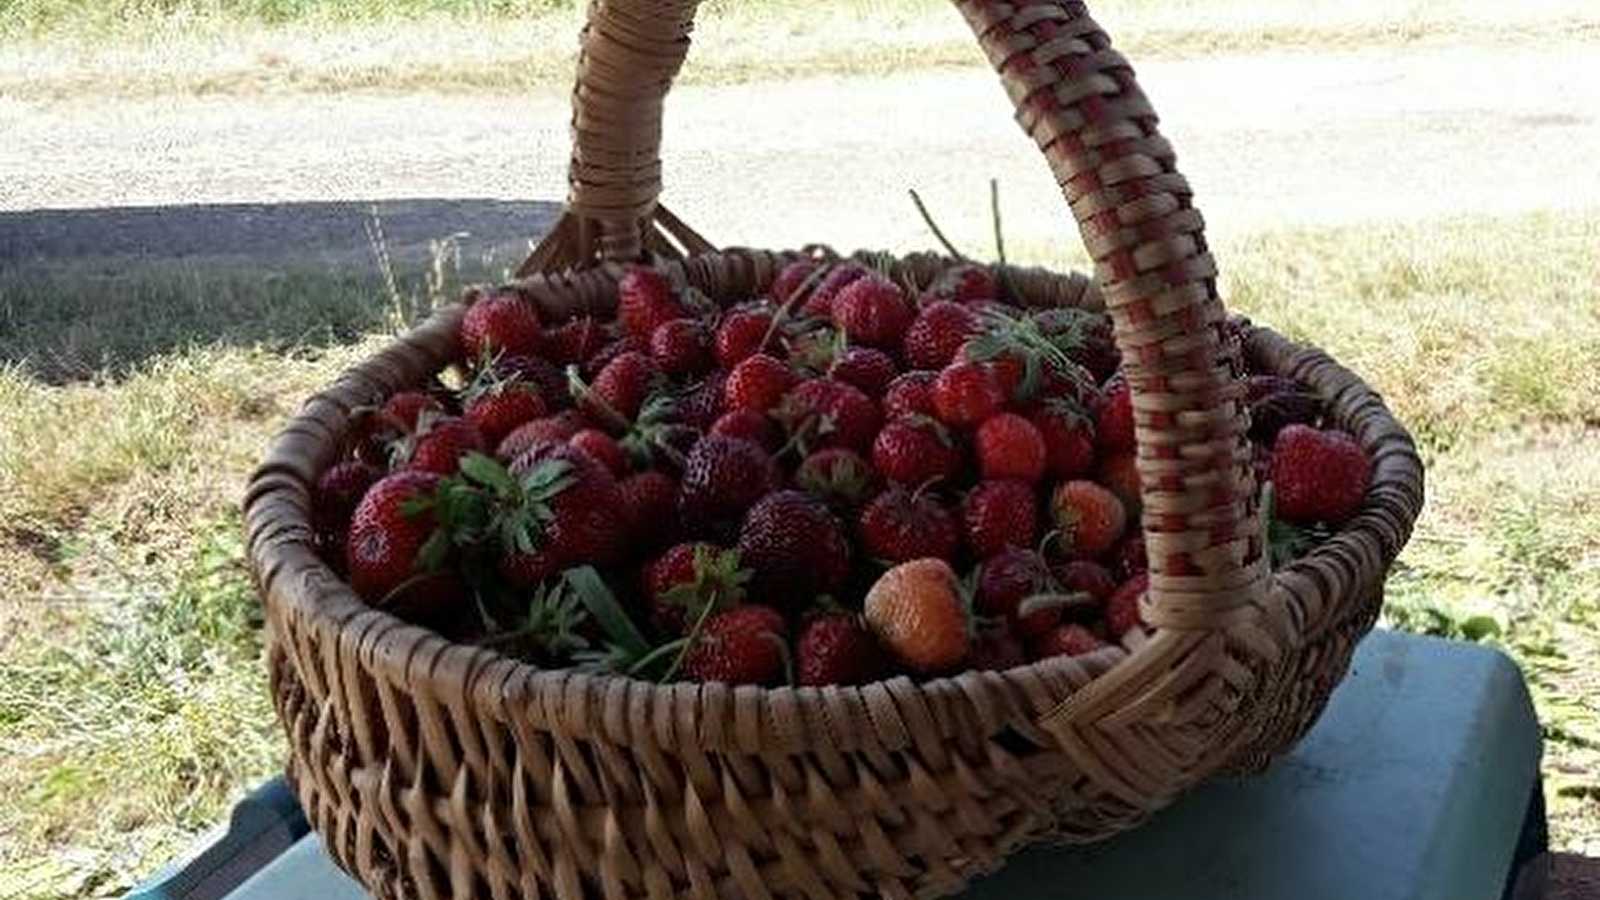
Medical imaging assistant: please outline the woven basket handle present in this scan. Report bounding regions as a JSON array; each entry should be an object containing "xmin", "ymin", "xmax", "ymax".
[{"xmin": 523, "ymin": 0, "xmax": 1271, "ymax": 637}]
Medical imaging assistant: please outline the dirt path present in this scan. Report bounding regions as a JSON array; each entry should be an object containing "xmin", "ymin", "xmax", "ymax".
[{"xmin": 3, "ymin": 42, "xmax": 1599, "ymax": 265}]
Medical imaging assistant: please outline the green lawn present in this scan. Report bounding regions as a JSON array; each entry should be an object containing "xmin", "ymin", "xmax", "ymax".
[{"xmin": 1, "ymin": 210, "xmax": 1597, "ymax": 897}]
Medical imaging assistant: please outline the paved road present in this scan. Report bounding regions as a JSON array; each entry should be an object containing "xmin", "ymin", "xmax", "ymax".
[{"xmin": 3, "ymin": 42, "xmax": 1598, "ymax": 266}]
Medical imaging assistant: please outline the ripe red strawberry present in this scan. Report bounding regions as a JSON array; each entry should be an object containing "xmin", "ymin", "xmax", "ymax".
[
  {"xmin": 582, "ymin": 350, "xmax": 658, "ymax": 426},
  {"xmin": 794, "ymin": 448, "xmax": 879, "ymax": 510},
  {"xmin": 796, "ymin": 614, "xmax": 883, "ymax": 686},
  {"xmin": 714, "ymin": 308, "xmax": 777, "ymax": 368},
  {"xmin": 872, "ymin": 416, "xmax": 960, "ymax": 487},
  {"xmin": 1028, "ymin": 307, "xmax": 1120, "ymax": 384},
  {"xmin": 778, "ymin": 378, "xmax": 882, "ymax": 454},
  {"xmin": 933, "ymin": 361, "xmax": 1006, "ymax": 428},
  {"xmin": 975, "ymin": 412, "xmax": 1047, "ymax": 483},
  {"xmin": 494, "ymin": 354, "xmax": 572, "ymax": 411},
  {"xmin": 858, "ymin": 488, "xmax": 960, "ymax": 563},
  {"xmin": 499, "ymin": 444, "xmax": 626, "ymax": 586},
  {"xmin": 460, "ymin": 291, "xmax": 541, "ymax": 361},
  {"xmin": 929, "ymin": 264, "xmax": 997, "ymax": 305},
  {"xmin": 405, "ymin": 416, "xmax": 485, "ymax": 475},
  {"xmin": 542, "ymin": 316, "xmax": 608, "ymax": 367},
  {"xmin": 569, "ymin": 428, "xmax": 629, "ymax": 477},
  {"xmin": 645, "ymin": 542, "xmax": 749, "ymax": 635},
  {"xmin": 963, "ymin": 480, "xmax": 1039, "ymax": 558},
  {"xmin": 1271, "ymin": 424, "xmax": 1371, "ymax": 524},
  {"xmin": 617, "ymin": 268, "xmax": 685, "ymax": 340},
  {"xmin": 829, "ymin": 347, "xmax": 898, "ymax": 398},
  {"xmin": 383, "ymin": 391, "xmax": 443, "ymax": 432},
  {"xmin": 976, "ymin": 546, "xmax": 1062, "ymax": 638},
  {"xmin": 1031, "ymin": 401, "xmax": 1097, "ymax": 480},
  {"xmin": 1111, "ymin": 533, "xmax": 1148, "ymax": 579},
  {"xmin": 832, "ymin": 278, "xmax": 914, "ymax": 351},
  {"xmin": 1097, "ymin": 452, "xmax": 1143, "ymax": 519},
  {"xmin": 496, "ymin": 412, "xmax": 583, "ymax": 461},
  {"xmin": 1035, "ymin": 624, "xmax": 1107, "ymax": 659},
  {"xmin": 709, "ymin": 410, "xmax": 778, "ymax": 450},
  {"xmin": 1050, "ymin": 560, "xmax": 1118, "ymax": 604},
  {"xmin": 903, "ymin": 301, "xmax": 978, "ymax": 370},
  {"xmin": 616, "ymin": 469, "xmax": 679, "ymax": 553},
  {"xmin": 681, "ymin": 604, "xmax": 790, "ymax": 685},
  {"xmin": 882, "ymin": 370, "xmax": 939, "ymax": 420},
  {"xmin": 769, "ymin": 259, "xmax": 820, "ymax": 305},
  {"xmin": 677, "ymin": 372, "xmax": 728, "ymax": 431},
  {"xmin": 1105, "ymin": 573, "xmax": 1149, "ymax": 640},
  {"xmin": 678, "ymin": 435, "xmax": 781, "ymax": 533},
  {"xmin": 312, "ymin": 460, "xmax": 382, "ymax": 564},
  {"xmin": 969, "ymin": 630, "xmax": 1027, "ymax": 672},
  {"xmin": 864, "ymin": 558, "xmax": 970, "ymax": 674},
  {"xmin": 650, "ymin": 318, "xmax": 713, "ymax": 376},
  {"xmin": 724, "ymin": 353, "xmax": 798, "ymax": 415},
  {"xmin": 581, "ymin": 335, "xmax": 651, "ymax": 380},
  {"xmin": 801, "ymin": 262, "xmax": 870, "ymax": 320},
  {"xmin": 1050, "ymin": 480, "xmax": 1127, "ymax": 560},
  {"xmin": 1096, "ymin": 379, "xmax": 1135, "ymax": 454},
  {"xmin": 738, "ymin": 491, "xmax": 851, "ymax": 611},
  {"xmin": 957, "ymin": 338, "xmax": 1029, "ymax": 402},
  {"xmin": 465, "ymin": 383, "xmax": 547, "ymax": 448},
  {"xmin": 345, "ymin": 470, "xmax": 462, "ymax": 620}
]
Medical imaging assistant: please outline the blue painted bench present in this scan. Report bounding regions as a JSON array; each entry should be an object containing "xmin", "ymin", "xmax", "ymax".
[{"xmin": 125, "ymin": 630, "xmax": 1548, "ymax": 900}]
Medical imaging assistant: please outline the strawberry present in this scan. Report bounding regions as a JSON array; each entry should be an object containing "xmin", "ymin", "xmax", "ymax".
[
  {"xmin": 312, "ymin": 460, "xmax": 382, "ymax": 565},
  {"xmin": 858, "ymin": 488, "xmax": 960, "ymax": 564},
  {"xmin": 963, "ymin": 479, "xmax": 1039, "ymax": 558},
  {"xmin": 677, "ymin": 372, "xmax": 728, "ymax": 431},
  {"xmin": 678, "ymin": 435, "xmax": 781, "ymax": 534},
  {"xmin": 494, "ymin": 354, "xmax": 571, "ymax": 411},
  {"xmin": 345, "ymin": 470, "xmax": 462, "ymax": 620},
  {"xmin": 769, "ymin": 259, "xmax": 820, "ymax": 306},
  {"xmin": 498, "ymin": 445, "xmax": 626, "ymax": 586},
  {"xmin": 1247, "ymin": 378, "xmax": 1326, "ymax": 444},
  {"xmin": 1028, "ymin": 307, "xmax": 1120, "ymax": 384},
  {"xmin": 644, "ymin": 542, "xmax": 749, "ymax": 635},
  {"xmin": 777, "ymin": 378, "xmax": 882, "ymax": 454},
  {"xmin": 617, "ymin": 268, "xmax": 685, "ymax": 340},
  {"xmin": 829, "ymin": 347, "xmax": 898, "ymax": 398},
  {"xmin": 738, "ymin": 490, "xmax": 852, "ymax": 611},
  {"xmin": 928, "ymin": 264, "xmax": 997, "ymax": 305},
  {"xmin": 975, "ymin": 546, "xmax": 1063, "ymax": 638},
  {"xmin": 794, "ymin": 448, "xmax": 879, "ymax": 511},
  {"xmin": 1271, "ymin": 424, "xmax": 1371, "ymax": 524},
  {"xmin": 1111, "ymin": 533, "xmax": 1148, "ymax": 580},
  {"xmin": 1031, "ymin": 400, "xmax": 1097, "ymax": 480},
  {"xmin": 1096, "ymin": 379, "xmax": 1135, "ymax": 455},
  {"xmin": 1049, "ymin": 480, "xmax": 1127, "ymax": 560},
  {"xmin": 832, "ymin": 277, "xmax": 914, "ymax": 351},
  {"xmin": 882, "ymin": 370, "xmax": 939, "ymax": 420},
  {"xmin": 932, "ymin": 361, "xmax": 1006, "ymax": 428},
  {"xmin": 975, "ymin": 412, "xmax": 1047, "ymax": 483},
  {"xmin": 383, "ymin": 391, "xmax": 443, "ymax": 432},
  {"xmin": 796, "ymin": 614, "xmax": 884, "ymax": 686},
  {"xmin": 569, "ymin": 428, "xmax": 629, "ymax": 477},
  {"xmin": 581, "ymin": 350, "xmax": 659, "ymax": 426},
  {"xmin": 681, "ymin": 604, "xmax": 790, "ymax": 685},
  {"xmin": 801, "ymin": 262, "xmax": 870, "ymax": 320},
  {"xmin": 461, "ymin": 291, "xmax": 541, "ymax": 361},
  {"xmin": 465, "ymin": 383, "xmax": 547, "ymax": 448},
  {"xmin": 1105, "ymin": 573, "xmax": 1149, "ymax": 640},
  {"xmin": 542, "ymin": 317, "xmax": 607, "ymax": 367},
  {"xmin": 496, "ymin": 412, "xmax": 583, "ymax": 462},
  {"xmin": 1097, "ymin": 452, "xmax": 1142, "ymax": 519},
  {"xmin": 1050, "ymin": 560, "xmax": 1118, "ymax": 605},
  {"xmin": 969, "ymin": 630, "xmax": 1027, "ymax": 671},
  {"xmin": 405, "ymin": 416, "xmax": 486, "ymax": 475},
  {"xmin": 724, "ymin": 353, "xmax": 798, "ymax": 415},
  {"xmin": 902, "ymin": 300, "xmax": 978, "ymax": 370},
  {"xmin": 1034, "ymin": 623, "xmax": 1107, "ymax": 659},
  {"xmin": 872, "ymin": 416, "xmax": 960, "ymax": 487},
  {"xmin": 714, "ymin": 308, "xmax": 777, "ymax": 369},
  {"xmin": 650, "ymin": 318, "xmax": 713, "ymax": 376},
  {"xmin": 864, "ymin": 558, "xmax": 970, "ymax": 674},
  {"xmin": 709, "ymin": 410, "xmax": 778, "ymax": 450},
  {"xmin": 616, "ymin": 469, "xmax": 679, "ymax": 552},
  {"xmin": 581, "ymin": 335, "xmax": 651, "ymax": 380}
]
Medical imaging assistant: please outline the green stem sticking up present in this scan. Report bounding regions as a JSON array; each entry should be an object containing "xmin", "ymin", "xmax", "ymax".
[{"xmin": 908, "ymin": 189, "xmax": 970, "ymax": 262}]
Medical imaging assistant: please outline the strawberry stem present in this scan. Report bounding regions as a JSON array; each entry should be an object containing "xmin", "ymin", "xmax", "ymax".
[
  {"xmin": 660, "ymin": 593, "xmax": 720, "ymax": 683},
  {"xmin": 907, "ymin": 189, "xmax": 970, "ymax": 262}
]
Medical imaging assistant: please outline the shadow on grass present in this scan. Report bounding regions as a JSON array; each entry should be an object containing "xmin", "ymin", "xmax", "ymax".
[{"xmin": 0, "ymin": 198, "xmax": 560, "ymax": 381}]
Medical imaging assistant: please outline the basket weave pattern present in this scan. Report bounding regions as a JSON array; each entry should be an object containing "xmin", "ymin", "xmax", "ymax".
[{"xmin": 244, "ymin": 2, "xmax": 1425, "ymax": 898}]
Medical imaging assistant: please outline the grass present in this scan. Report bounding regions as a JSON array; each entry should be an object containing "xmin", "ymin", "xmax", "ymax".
[
  {"xmin": 3, "ymin": 0, "xmax": 1599, "ymax": 100},
  {"xmin": 1, "ymin": 209, "xmax": 1597, "ymax": 896}
]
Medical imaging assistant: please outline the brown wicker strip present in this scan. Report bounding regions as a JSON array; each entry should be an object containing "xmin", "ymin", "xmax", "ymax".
[{"xmin": 245, "ymin": 1, "xmax": 1425, "ymax": 898}]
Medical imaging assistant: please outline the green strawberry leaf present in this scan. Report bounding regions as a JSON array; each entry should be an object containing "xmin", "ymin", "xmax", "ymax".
[
  {"xmin": 567, "ymin": 566, "xmax": 651, "ymax": 661},
  {"xmin": 459, "ymin": 451, "xmax": 518, "ymax": 496}
]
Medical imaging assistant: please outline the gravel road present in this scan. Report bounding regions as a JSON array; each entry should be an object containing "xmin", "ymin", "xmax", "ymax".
[{"xmin": 3, "ymin": 42, "xmax": 1598, "ymax": 266}]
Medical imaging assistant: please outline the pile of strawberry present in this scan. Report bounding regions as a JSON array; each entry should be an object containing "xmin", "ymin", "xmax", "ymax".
[{"xmin": 311, "ymin": 259, "xmax": 1372, "ymax": 686}]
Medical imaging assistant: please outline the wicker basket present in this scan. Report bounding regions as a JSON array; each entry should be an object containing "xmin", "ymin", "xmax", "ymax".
[{"xmin": 243, "ymin": 1, "xmax": 1426, "ymax": 898}]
